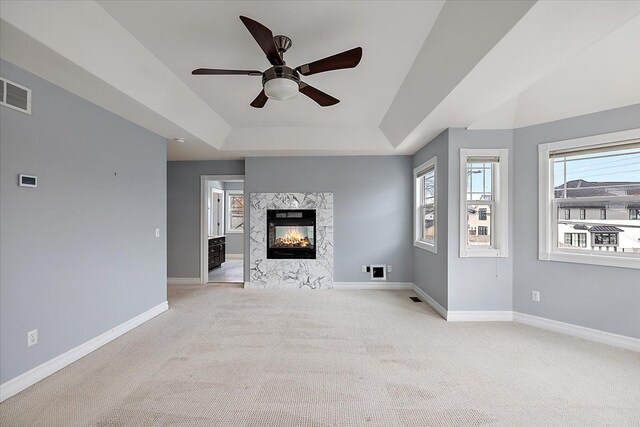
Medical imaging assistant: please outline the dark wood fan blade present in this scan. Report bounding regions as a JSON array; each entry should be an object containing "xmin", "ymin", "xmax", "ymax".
[
  {"xmin": 299, "ymin": 82, "xmax": 339, "ymax": 107},
  {"xmin": 192, "ymin": 68, "xmax": 262, "ymax": 76},
  {"xmin": 250, "ymin": 90, "xmax": 268, "ymax": 108},
  {"xmin": 296, "ymin": 47, "xmax": 362, "ymax": 76},
  {"xmin": 239, "ymin": 16, "xmax": 284, "ymax": 66}
]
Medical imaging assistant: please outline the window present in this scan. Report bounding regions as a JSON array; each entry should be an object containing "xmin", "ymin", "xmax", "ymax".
[
  {"xmin": 563, "ymin": 232, "xmax": 587, "ymax": 248},
  {"xmin": 539, "ymin": 128, "xmax": 640, "ymax": 269},
  {"xmin": 564, "ymin": 209, "xmax": 571, "ymax": 220},
  {"xmin": 225, "ymin": 190, "xmax": 244, "ymax": 233},
  {"xmin": 414, "ymin": 156, "xmax": 437, "ymax": 252},
  {"xmin": 593, "ymin": 233, "xmax": 618, "ymax": 246},
  {"xmin": 460, "ymin": 148, "xmax": 509, "ymax": 257}
]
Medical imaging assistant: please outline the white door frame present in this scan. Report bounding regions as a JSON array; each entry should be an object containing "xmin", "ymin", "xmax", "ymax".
[{"xmin": 200, "ymin": 175, "xmax": 245, "ymax": 284}]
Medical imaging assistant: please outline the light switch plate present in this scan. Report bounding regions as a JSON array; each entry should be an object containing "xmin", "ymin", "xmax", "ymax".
[
  {"xmin": 155, "ymin": 228, "xmax": 160, "ymax": 238},
  {"xmin": 532, "ymin": 291, "xmax": 540, "ymax": 302}
]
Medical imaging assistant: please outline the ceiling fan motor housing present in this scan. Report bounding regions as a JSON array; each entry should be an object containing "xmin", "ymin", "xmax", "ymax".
[
  {"xmin": 262, "ymin": 66, "xmax": 300, "ymax": 85},
  {"xmin": 273, "ymin": 35, "xmax": 292, "ymax": 54}
]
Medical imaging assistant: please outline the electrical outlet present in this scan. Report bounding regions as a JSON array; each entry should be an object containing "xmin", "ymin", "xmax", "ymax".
[
  {"xmin": 361, "ymin": 265, "xmax": 367, "ymax": 273},
  {"xmin": 531, "ymin": 291, "xmax": 540, "ymax": 302},
  {"xmin": 27, "ymin": 329, "xmax": 38, "ymax": 347},
  {"xmin": 155, "ymin": 228, "xmax": 160, "ymax": 238},
  {"xmin": 387, "ymin": 265, "xmax": 392, "ymax": 272}
]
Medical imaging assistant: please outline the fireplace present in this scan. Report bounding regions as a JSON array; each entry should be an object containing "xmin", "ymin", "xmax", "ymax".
[{"xmin": 267, "ymin": 209, "xmax": 316, "ymax": 259}]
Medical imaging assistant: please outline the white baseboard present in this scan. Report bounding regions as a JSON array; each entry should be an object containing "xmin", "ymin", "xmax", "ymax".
[
  {"xmin": 243, "ymin": 282, "xmax": 414, "ymax": 290},
  {"xmin": 167, "ymin": 277, "xmax": 201, "ymax": 285},
  {"xmin": 333, "ymin": 282, "xmax": 414, "ymax": 290},
  {"xmin": 513, "ymin": 312, "xmax": 640, "ymax": 352},
  {"xmin": 447, "ymin": 311, "xmax": 514, "ymax": 322},
  {"xmin": 411, "ymin": 285, "xmax": 447, "ymax": 320},
  {"xmin": 0, "ymin": 301, "xmax": 168, "ymax": 402},
  {"xmin": 226, "ymin": 254, "xmax": 244, "ymax": 259}
]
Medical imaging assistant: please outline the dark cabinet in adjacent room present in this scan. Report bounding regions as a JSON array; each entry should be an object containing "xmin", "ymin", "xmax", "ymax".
[{"xmin": 208, "ymin": 236, "xmax": 225, "ymax": 270}]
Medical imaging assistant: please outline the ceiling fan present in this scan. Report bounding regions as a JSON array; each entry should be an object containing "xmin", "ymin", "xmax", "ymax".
[{"xmin": 192, "ymin": 16, "xmax": 363, "ymax": 108}]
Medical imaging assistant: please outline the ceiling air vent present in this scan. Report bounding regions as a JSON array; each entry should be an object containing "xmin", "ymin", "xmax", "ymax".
[{"xmin": 0, "ymin": 77, "xmax": 31, "ymax": 114}]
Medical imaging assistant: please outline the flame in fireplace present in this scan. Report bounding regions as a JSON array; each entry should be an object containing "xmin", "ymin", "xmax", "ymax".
[{"xmin": 276, "ymin": 227, "xmax": 310, "ymax": 247}]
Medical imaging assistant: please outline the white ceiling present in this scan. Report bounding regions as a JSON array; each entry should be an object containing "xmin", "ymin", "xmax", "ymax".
[
  {"xmin": 1, "ymin": 0, "xmax": 639, "ymax": 160},
  {"xmin": 98, "ymin": 1, "xmax": 442, "ymax": 128}
]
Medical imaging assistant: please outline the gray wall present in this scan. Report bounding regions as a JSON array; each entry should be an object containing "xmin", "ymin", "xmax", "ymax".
[
  {"xmin": 223, "ymin": 182, "xmax": 244, "ymax": 255},
  {"xmin": 412, "ymin": 130, "xmax": 449, "ymax": 309},
  {"xmin": 513, "ymin": 104, "xmax": 640, "ymax": 338},
  {"xmin": 446, "ymin": 129, "xmax": 514, "ymax": 311},
  {"xmin": 167, "ymin": 161, "xmax": 244, "ymax": 278},
  {"xmin": 0, "ymin": 60, "xmax": 167, "ymax": 384},
  {"xmin": 244, "ymin": 156, "xmax": 414, "ymax": 283}
]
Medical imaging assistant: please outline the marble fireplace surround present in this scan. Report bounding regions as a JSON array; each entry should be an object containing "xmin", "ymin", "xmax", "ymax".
[{"xmin": 247, "ymin": 192, "xmax": 333, "ymax": 289}]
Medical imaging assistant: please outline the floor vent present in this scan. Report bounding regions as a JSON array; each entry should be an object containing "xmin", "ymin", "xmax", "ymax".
[{"xmin": 409, "ymin": 296, "xmax": 422, "ymax": 302}]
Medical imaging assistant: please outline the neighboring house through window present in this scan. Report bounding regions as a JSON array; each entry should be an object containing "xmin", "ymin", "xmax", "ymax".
[{"xmin": 538, "ymin": 128, "xmax": 640, "ymax": 269}]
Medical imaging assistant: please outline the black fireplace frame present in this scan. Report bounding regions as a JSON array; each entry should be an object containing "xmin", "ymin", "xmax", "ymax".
[{"xmin": 267, "ymin": 209, "xmax": 316, "ymax": 259}]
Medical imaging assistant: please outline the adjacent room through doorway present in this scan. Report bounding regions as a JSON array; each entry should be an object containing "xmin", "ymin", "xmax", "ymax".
[{"xmin": 201, "ymin": 175, "xmax": 245, "ymax": 284}]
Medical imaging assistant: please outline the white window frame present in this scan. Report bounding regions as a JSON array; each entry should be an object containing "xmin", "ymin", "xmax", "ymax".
[
  {"xmin": 460, "ymin": 148, "xmax": 509, "ymax": 258},
  {"xmin": 538, "ymin": 128, "xmax": 640, "ymax": 270},
  {"xmin": 225, "ymin": 190, "xmax": 244, "ymax": 234},
  {"xmin": 414, "ymin": 156, "xmax": 437, "ymax": 253}
]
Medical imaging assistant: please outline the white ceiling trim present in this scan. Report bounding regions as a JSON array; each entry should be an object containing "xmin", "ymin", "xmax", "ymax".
[
  {"xmin": 222, "ymin": 126, "xmax": 392, "ymax": 151},
  {"xmin": 0, "ymin": 0, "xmax": 230, "ymax": 148}
]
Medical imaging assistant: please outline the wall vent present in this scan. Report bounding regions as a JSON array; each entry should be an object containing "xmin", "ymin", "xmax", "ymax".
[{"xmin": 0, "ymin": 77, "xmax": 32, "ymax": 114}]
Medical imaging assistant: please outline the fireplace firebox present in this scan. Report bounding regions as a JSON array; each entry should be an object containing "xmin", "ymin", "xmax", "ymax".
[{"xmin": 267, "ymin": 209, "xmax": 316, "ymax": 259}]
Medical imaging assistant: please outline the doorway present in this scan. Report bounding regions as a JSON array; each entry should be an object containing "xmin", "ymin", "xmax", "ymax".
[{"xmin": 200, "ymin": 175, "xmax": 245, "ymax": 285}]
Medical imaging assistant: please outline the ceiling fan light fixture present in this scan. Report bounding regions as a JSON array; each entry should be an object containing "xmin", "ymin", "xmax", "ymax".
[{"xmin": 264, "ymin": 77, "xmax": 299, "ymax": 101}]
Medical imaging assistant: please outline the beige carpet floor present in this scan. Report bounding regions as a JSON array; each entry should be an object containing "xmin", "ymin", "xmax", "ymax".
[{"xmin": 1, "ymin": 285, "xmax": 639, "ymax": 426}]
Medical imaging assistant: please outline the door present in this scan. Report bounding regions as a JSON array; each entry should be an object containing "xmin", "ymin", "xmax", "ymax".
[{"xmin": 210, "ymin": 188, "xmax": 224, "ymax": 236}]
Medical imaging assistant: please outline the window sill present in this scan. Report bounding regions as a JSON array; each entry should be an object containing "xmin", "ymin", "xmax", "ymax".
[
  {"xmin": 460, "ymin": 248, "xmax": 508, "ymax": 258},
  {"xmin": 540, "ymin": 251, "xmax": 640, "ymax": 270},
  {"xmin": 225, "ymin": 230, "xmax": 244, "ymax": 234},
  {"xmin": 414, "ymin": 241, "xmax": 437, "ymax": 254}
]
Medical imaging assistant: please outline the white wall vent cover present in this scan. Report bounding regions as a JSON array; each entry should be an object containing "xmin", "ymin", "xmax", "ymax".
[{"xmin": 0, "ymin": 77, "xmax": 32, "ymax": 114}]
